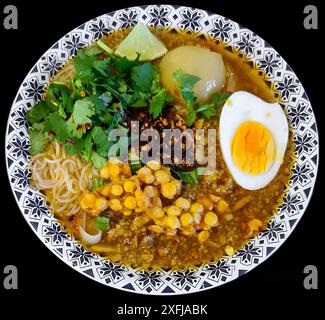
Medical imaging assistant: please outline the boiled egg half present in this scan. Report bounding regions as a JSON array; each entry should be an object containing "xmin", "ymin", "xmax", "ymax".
[{"xmin": 219, "ymin": 91, "xmax": 288, "ymax": 190}]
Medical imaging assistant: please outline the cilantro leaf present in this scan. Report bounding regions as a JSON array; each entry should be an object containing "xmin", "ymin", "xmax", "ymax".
[
  {"xmin": 27, "ymin": 101, "xmax": 56, "ymax": 124},
  {"xmin": 74, "ymin": 49, "xmax": 98, "ymax": 80},
  {"xmin": 44, "ymin": 112, "xmax": 70, "ymax": 141},
  {"xmin": 197, "ymin": 92, "xmax": 231, "ymax": 119},
  {"xmin": 29, "ymin": 123, "xmax": 50, "ymax": 155},
  {"xmin": 174, "ymin": 70, "xmax": 200, "ymax": 92},
  {"xmin": 90, "ymin": 176, "xmax": 108, "ymax": 192},
  {"xmin": 211, "ymin": 91, "xmax": 231, "ymax": 106},
  {"xmin": 95, "ymin": 216, "xmax": 110, "ymax": 231},
  {"xmin": 173, "ymin": 168, "xmax": 199, "ymax": 184},
  {"xmin": 114, "ymin": 54, "xmax": 140, "ymax": 73},
  {"xmin": 73, "ymin": 98, "xmax": 96, "ymax": 125},
  {"xmin": 150, "ymin": 88, "xmax": 166, "ymax": 118},
  {"xmin": 131, "ymin": 62, "xmax": 155, "ymax": 92},
  {"xmin": 66, "ymin": 97, "xmax": 96, "ymax": 138},
  {"xmin": 48, "ymin": 82, "xmax": 74, "ymax": 115},
  {"xmin": 174, "ymin": 69, "xmax": 200, "ymax": 126},
  {"xmin": 92, "ymin": 126, "xmax": 108, "ymax": 157},
  {"xmin": 81, "ymin": 132, "xmax": 93, "ymax": 161},
  {"xmin": 66, "ymin": 118, "xmax": 86, "ymax": 139},
  {"xmin": 93, "ymin": 57, "xmax": 111, "ymax": 77},
  {"xmin": 91, "ymin": 151, "xmax": 107, "ymax": 168}
]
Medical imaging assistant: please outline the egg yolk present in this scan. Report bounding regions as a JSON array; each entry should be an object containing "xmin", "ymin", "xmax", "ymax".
[{"xmin": 231, "ymin": 121, "xmax": 275, "ymax": 174}]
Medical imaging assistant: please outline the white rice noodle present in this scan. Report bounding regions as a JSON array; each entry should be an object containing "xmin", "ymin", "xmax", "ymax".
[{"xmin": 30, "ymin": 141, "xmax": 97, "ymax": 218}]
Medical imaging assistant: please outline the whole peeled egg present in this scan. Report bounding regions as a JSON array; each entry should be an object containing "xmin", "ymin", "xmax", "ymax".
[
  {"xmin": 219, "ymin": 91, "xmax": 289, "ymax": 190},
  {"xmin": 159, "ymin": 46, "xmax": 225, "ymax": 103}
]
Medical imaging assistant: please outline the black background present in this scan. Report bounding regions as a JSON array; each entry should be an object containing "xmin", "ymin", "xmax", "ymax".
[{"xmin": 0, "ymin": 0, "xmax": 322, "ymax": 316}]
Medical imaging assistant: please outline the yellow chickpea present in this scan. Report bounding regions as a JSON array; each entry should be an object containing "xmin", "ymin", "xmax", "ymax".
[
  {"xmin": 138, "ymin": 167, "xmax": 155, "ymax": 184},
  {"xmin": 180, "ymin": 213, "xmax": 194, "ymax": 227},
  {"xmin": 171, "ymin": 179, "xmax": 182, "ymax": 192},
  {"xmin": 204, "ymin": 212, "xmax": 219, "ymax": 227},
  {"xmin": 123, "ymin": 180, "xmax": 136, "ymax": 193},
  {"xmin": 164, "ymin": 216, "xmax": 180, "ymax": 229},
  {"xmin": 124, "ymin": 196, "xmax": 137, "ymax": 210},
  {"xmin": 95, "ymin": 198, "xmax": 109, "ymax": 212},
  {"xmin": 161, "ymin": 182, "xmax": 177, "ymax": 199},
  {"xmin": 80, "ymin": 192, "xmax": 97, "ymax": 209},
  {"xmin": 123, "ymin": 209, "xmax": 133, "ymax": 216},
  {"xmin": 167, "ymin": 206, "xmax": 181, "ymax": 216},
  {"xmin": 175, "ymin": 197, "xmax": 191, "ymax": 210},
  {"xmin": 150, "ymin": 207, "xmax": 165, "ymax": 219},
  {"xmin": 108, "ymin": 199, "xmax": 122, "ymax": 211},
  {"xmin": 190, "ymin": 202, "xmax": 204, "ymax": 214},
  {"xmin": 99, "ymin": 184, "xmax": 111, "ymax": 197},
  {"xmin": 144, "ymin": 185, "xmax": 158, "ymax": 198},
  {"xmin": 146, "ymin": 160, "xmax": 161, "ymax": 171},
  {"xmin": 154, "ymin": 170, "xmax": 170, "ymax": 184},
  {"xmin": 198, "ymin": 230, "xmax": 210, "ymax": 243},
  {"xmin": 111, "ymin": 184, "xmax": 123, "ymax": 196},
  {"xmin": 217, "ymin": 200, "xmax": 229, "ymax": 213},
  {"xmin": 108, "ymin": 163, "xmax": 121, "ymax": 177}
]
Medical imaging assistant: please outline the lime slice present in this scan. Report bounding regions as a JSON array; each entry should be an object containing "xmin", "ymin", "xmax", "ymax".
[{"xmin": 115, "ymin": 22, "xmax": 167, "ymax": 61}]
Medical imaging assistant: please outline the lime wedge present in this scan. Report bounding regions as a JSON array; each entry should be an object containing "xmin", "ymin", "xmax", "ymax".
[{"xmin": 115, "ymin": 22, "xmax": 167, "ymax": 61}]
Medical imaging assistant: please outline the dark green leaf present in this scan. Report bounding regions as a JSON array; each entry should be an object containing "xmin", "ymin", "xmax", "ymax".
[
  {"xmin": 197, "ymin": 92, "xmax": 232, "ymax": 119},
  {"xmin": 93, "ymin": 57, "xmax": 111, "ymax": 77},
  {"xmin": 173, "ymin": 168, "xmax": 199, "ymax": 184},
  {"xmin": 211, "ymin": 91, "xmax": 231, "ymax": 106},
  {"xmin": 114, "ymin": 54, "xmax": 140, "ymax": 73},
  {"xmin": 92, "ymin": 126, "xmax": 109, "ymax": 157},
  {"xmin": 74, "ymin": 50, "xmax": 98, "ymax": 80},
  {"xmin": 150, "ymin": 88, "xmax": 166, "ymax": 118},
  {"xmin": 173, "ymin": 69, "xmax": 201, "ymax": 126},
  {"xmin": 174, "ymin": 69, "xmax": 200, "ymax": 93},
  {"xmin": 27, "ymin": 101, "xmax": 55, "ymax": 124},
  {"xmin": 44, "ymin": 112, "xmax": 70, "ymax": 141},
  {"xmin": 28, "ymin": 123, "xmax": 50, "ymax": 155},
  {"xmin": 131, "ymin": 62, "xmax": 155, "ymax": 92},
  {"xmin": 48, "ymin": 82, "xmax": 74, "ymax": 114}
]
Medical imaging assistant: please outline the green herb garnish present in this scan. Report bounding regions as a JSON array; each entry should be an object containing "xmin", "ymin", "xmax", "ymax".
[
  {"xmin": 174, "ymin": 70, "xmax": 200, "ymax": 126},
  {"xmin": 26, "ymin": 43, "xmax": 170, "ymax": 166},
  {"xmin": 90, "ymin": 176, "xmax": 108, "ymax": 192},
  {"xmin": 172, "ymin": 168, "xmax": 200, "ymax": 184},
  {"xmin": 197, "ymin": 92, "xmax": 231, "ymax": 119},
  {"xmin": 95, "ymin": 216, "xmax": 110, "ymax": 231}
]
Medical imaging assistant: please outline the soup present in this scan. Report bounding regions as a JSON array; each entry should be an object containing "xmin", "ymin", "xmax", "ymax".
[{"xmin": 28, "ymin": 25, "xmax": 293, "ymax": 269}]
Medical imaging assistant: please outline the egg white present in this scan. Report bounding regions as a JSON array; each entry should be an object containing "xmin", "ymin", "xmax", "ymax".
[{"xmin": 219, "ymin": 91, "xmax": 289, "ymax": 190}]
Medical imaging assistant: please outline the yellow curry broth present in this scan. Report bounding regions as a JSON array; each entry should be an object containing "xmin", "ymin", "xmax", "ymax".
[{"xmin": 58, "ymin": 28, "xmax": 293, "ymax": 269}]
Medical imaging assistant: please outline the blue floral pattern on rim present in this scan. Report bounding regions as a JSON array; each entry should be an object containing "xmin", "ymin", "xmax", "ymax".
[{"xmin": 5, "ymin": 5, "xmax": 319, "ymax": 294}]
